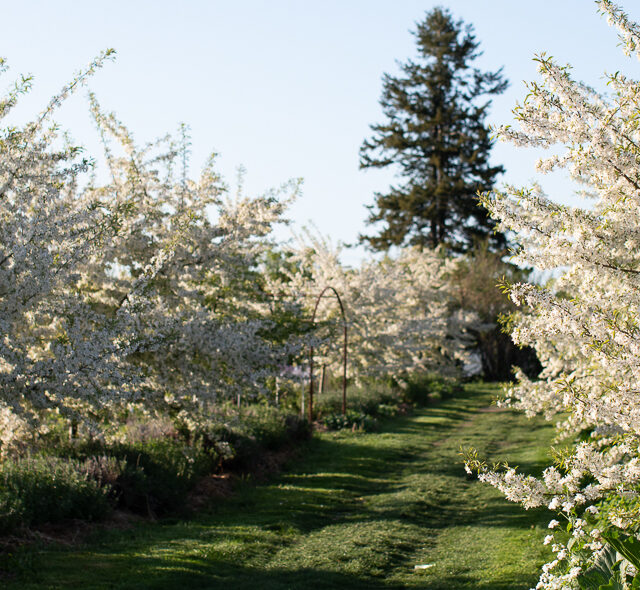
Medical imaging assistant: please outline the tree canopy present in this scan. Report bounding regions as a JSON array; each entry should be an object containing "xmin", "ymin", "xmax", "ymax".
[
  {"xmin": 468, "ymin": 1, "xmax": 640, "ymax": 587},
  {"xmin": 360, "ymin": 7, "xmax": 508, "ymax": 253}
]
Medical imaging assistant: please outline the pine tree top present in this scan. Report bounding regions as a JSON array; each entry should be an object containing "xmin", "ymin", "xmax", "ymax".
[{"xmin": 359, "ymin": 7, "xmax": 508, "ymax": 254}]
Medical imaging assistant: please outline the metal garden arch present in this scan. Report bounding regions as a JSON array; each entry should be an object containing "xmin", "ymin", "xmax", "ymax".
[{"xmin": 308, "ymin": 286, "xmax": 347, "ymax": 423}]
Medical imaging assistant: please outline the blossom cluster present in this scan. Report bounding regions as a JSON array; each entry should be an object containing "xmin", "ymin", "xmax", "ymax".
[
  {"xmin": 268, "ymin": 232, "xmax": 479, "ymax": 383},
  {"xmin": 473, "ymin": 1, "xmax": 640, "ymax": 587},
  {"xmin": 0, "ymin": 55, "xmax": 301, "ymax": 450},
  {"xmin": 1, "ymin": 52, "xmax": 474, "ymax": 455}
]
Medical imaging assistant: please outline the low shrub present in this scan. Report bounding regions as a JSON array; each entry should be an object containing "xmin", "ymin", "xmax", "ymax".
[
  {"xmin": 322, "ymin": 410, "xmax": 378, "ymax": 432},
  {"xmin": 402, "ymin": 373, "xmax": 461, "ymax": 405},
  {"xmin": 0, "ymin": 455, "xmax": 111, "ymax": 533},
  {"xmin": 314, "ymin": 380, "xmax": 400, "ymax": 419},
  {"xmin": 376, "ymin": 403, "xmax": 400, "ymax": 418},
  {"xmin": 46, "ymin": 432, "xmax": 220, "ymax": 515},
  {"xmin": 316, "ymin": 375, "xmax": 462, "ymax": 432},
  {"xmin": 194, "ymin": 404, "xmax": 310, "ymax": 471},
  {"xmin": 242, "ymin": 405, "xmax": 295, "ymax": 450},
  {"xmin": 109, "ymin": 438, "xmax": 216, "ymax": 515}
]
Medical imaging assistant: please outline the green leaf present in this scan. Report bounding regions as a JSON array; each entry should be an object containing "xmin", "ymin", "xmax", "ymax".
[
  {"xmin": 598, "ymin": 578, "xmax": 624, "ymax": 590},
  {"xmin": 603, "ymin": 530, "xmax": 640, "ymax": 569},
  {"xmin": 578, "ymin": 544, "xmax": 619, "ymax": 590},
  {"xmin": 579, "ymin": 569, "xmax": 611, "ymax": 590}
]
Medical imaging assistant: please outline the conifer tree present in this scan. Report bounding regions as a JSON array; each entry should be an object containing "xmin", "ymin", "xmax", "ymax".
[{"xmin": 360, "ymin": 7, "xmax": 508, "ymax": 252}]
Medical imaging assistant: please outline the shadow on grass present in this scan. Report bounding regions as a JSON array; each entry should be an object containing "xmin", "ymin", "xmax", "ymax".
[
  {"xmin": 12, "ymin": 541, "xmax": 540, "ymax": 590},
  {"xmin": 216, "ymin": 427, "xmax": 551, "ymax": 533},
  {"xmin": 4, "ymin": 387, "xmax": 550, "ymax": 590},
  {"xmin": 23, "ymin": 557, "xmax": 397, "ymax": 590},
  {"xmin": 421, "ymin": 573, "xmax": 540, "ymax": 590}
]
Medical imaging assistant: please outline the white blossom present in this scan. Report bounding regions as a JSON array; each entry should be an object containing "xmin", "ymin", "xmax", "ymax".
[
  {"xmin": 268, "ymin": 231, "xmax": 478, "ymax": 383},
  {"xmin": 0, "ymin": 56, "xmax": 301, "ymax": 449},
  {"xmin": 472, "ymin": 2, "xmax": 640, "ymax": 587}
]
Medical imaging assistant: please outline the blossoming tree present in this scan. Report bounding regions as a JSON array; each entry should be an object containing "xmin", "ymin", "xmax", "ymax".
[
  {"xmin": 0, "ymin": 55, "xmax": 301, "ymax": 449},
  {"xmin": 270, "ymin": 233, "xmax": 477, "ymax": 384},
  {"xmin": 81, "ymin": 96, "xmax": 302, "ymax": 419},
  {"xmin": 0, "ymin": 50, "xmax": 147, "ymax": 447},
  {"xmin": 468, "ymin": 1, "xmax": 640, "ymax": 587}
]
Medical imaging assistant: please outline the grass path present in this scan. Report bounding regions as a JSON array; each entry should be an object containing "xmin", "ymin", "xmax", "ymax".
[{"xmin": 4, "ymin": 384, "xmax": 555, "ymax": 589}]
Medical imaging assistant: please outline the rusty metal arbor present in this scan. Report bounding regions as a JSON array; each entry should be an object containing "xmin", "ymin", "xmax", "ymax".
[{"xmin": 308, "ymin": 286, "xmax": 347, "ymax": 423}]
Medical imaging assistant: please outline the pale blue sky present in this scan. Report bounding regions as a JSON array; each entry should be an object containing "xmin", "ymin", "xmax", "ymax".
[{"xmin": 3, "ymin": 1, "xmax": 640, "ymax": 264}]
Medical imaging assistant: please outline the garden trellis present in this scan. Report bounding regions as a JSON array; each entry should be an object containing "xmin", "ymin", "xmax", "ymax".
[{"xmin": 307, "ymin": 286, "xmax": 348, "ymax": 422}]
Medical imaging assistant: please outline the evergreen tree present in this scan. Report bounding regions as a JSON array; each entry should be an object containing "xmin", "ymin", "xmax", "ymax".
[{"xmin": 360, "ymin": 7, "xmax": 508, "ymax": 252}]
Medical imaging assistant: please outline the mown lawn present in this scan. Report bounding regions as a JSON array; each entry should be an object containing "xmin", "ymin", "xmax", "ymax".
[{"xmin": 2, "ymin": 383, "xmax": 555, "ymax": 589}]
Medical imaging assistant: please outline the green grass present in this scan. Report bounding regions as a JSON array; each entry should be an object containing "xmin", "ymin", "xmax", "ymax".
[{"xmin": 1, "ymin": 383, "xmax": 555, "ymax": 589}]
